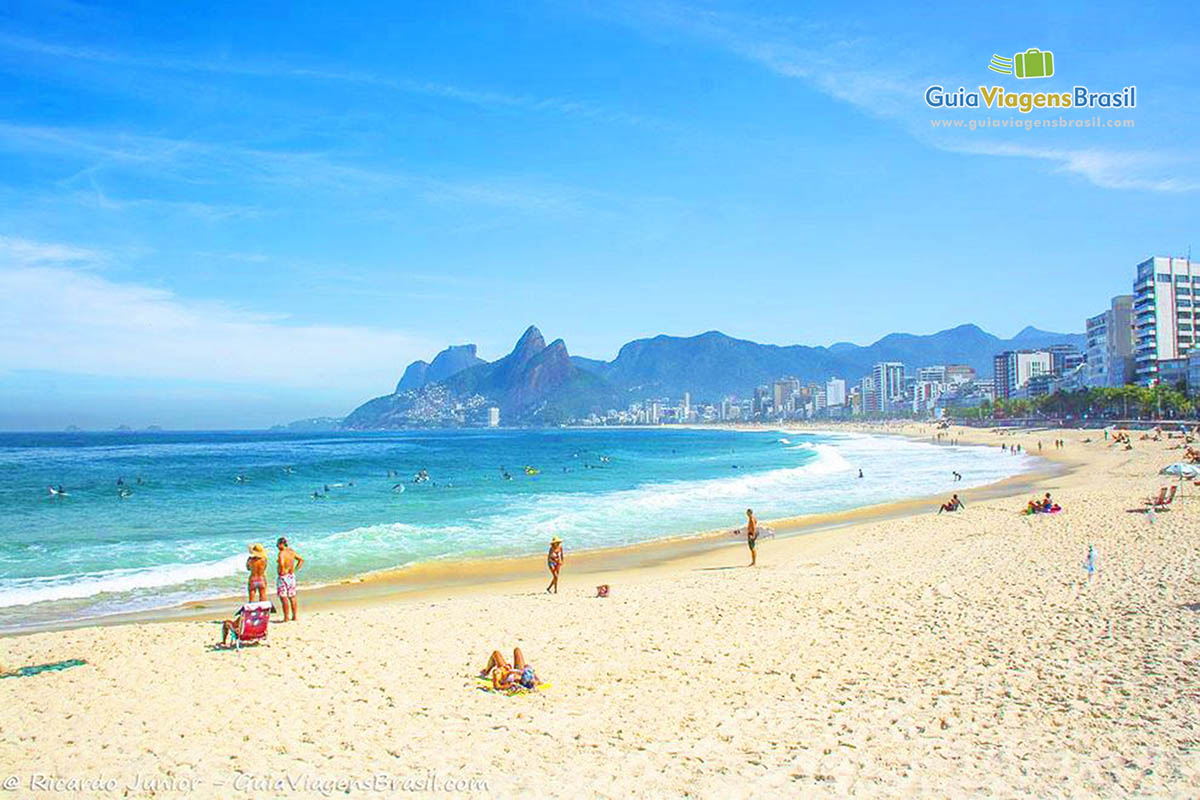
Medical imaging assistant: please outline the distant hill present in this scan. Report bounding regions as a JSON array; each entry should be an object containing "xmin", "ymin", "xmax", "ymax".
[
  {"xmin": 343, "ymin": 326, "xmax": 622, "ymax": 428},
  {"xmin": 396, "ymin": 344, "xmax": 485, "ymax": 393},
  {"xmin": 271, "ymin": 416, "xmax": 345, "ymax": 432},
  {"xmin": 572, "ymin": 323, "xmax": 1084, "ymax": 402}
]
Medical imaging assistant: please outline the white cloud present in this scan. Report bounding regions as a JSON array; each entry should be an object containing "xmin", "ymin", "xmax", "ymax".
[
  {"xmin": 945, "ymin": 142, "xmax": 1200, "ymax": 193},
  {"xmin": 0, "ymin": 235, "xmax": 100, "ymax": 266},
  {"xmin": 604, "ymin": 2, "xmax": 1198, "ymax": 193},
  {"xmin": 0, "ymin": 241, "xmax": 435, "ymax": 390}
]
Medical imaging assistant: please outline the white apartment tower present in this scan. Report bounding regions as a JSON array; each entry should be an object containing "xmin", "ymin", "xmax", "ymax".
[
  {"xmin": 1133, "ymin": 256, "xmax": 1199, "ymax": 384},
  {"xmin": 871, "ymin": 362, "xmax": 905, "ymax": 412},
  {"xmin": 825, "ymin": 378, "xmax": 846, "ymax": 407}
]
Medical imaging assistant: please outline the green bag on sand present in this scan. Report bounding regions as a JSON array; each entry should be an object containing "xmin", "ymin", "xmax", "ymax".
[
  {"xmin": 0, "ymin": 658, "xmax": 87, "ymax": 678},
  {"xmin": 1014, "ymin": 48, "xmax": 1054, "ymax": 79}
]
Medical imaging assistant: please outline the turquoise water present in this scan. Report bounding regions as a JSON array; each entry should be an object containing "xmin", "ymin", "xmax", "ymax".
[{"xmin": 0, "ymin": 428, "xmax": 1034, "ymax": 629}]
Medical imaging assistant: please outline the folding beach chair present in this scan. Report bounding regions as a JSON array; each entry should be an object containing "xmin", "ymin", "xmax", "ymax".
[
  {"xmin": 1142, "ymin": 486, "xmax": 1167, "ymax": 507},
  {"xmin": 226, "ymin": 601, "xmax": 271, "ymax": 651},
  {"xmin": 1158, "ymin": 485, "xmax": 1178, "ymax": 509}
]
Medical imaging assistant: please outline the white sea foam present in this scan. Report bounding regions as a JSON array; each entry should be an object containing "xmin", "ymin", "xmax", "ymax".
[{"xmin": 0, "ymin": 553, "xmax": 246, "ymax": 608}]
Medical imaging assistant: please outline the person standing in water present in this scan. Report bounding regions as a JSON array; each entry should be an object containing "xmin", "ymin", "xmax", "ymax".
[
  {"xmin": 745, "ymin": 508, "xmax": 758, "ymax": 567},
  {"xmin": 276, "ymin": 536, "xmax": 305, "ymax": 621},
  {"xmin": 246, "ymin": 543, "xmax": 268, "ymax": 602},
  {"xmin": 546, "ymin": 537, "xmax": 564, "ymax": 594}
]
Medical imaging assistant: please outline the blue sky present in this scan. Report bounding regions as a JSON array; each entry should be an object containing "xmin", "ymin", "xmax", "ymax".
[{"xmin": 1, "ymin": 0, "xmax": 1197, "ymax": 428}]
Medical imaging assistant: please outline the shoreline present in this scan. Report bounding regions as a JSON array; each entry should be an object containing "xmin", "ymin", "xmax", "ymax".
[{"xmin": 2, "ymin": 423, "xmax": 1069, "ymax": 637}]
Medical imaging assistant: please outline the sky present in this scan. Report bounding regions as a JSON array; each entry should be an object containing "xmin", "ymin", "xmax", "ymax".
[{"xmin": 0, "ymin": 0, "xmax": 1197, "ymax": 429}]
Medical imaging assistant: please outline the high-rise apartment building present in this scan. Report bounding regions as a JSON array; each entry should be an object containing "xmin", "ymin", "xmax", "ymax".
[
  {"xmin": 871, "ymin": 362, "xmax": 905, "ymax": 412},
  {"xmin": 993, "ymin": 350, "xmax": 1052, "ymax": 399},
  {"xmin": 1085, "ymin": 294, "xmax": 1134, "ymax": 387},
  {"xmin": 1133, "ymin": 256, "xmax": 1199, "ymax": 384},
  {"xmin": 825, "ymin": 378, "xmax": 846, "ymax": 407}
]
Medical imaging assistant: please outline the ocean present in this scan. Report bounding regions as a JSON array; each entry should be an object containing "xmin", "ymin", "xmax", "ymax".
[{"xmin": 0, "ymin": 427, "xmax": 1034, "ymax": 630}]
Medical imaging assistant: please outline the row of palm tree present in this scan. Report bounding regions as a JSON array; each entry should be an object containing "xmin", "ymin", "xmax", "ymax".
[{"xmin": 948, "ymin": 384, "xmax": 1195, "ymax": 421}]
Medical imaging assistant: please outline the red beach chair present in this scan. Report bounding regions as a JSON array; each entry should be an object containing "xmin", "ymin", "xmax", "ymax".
[
  {"xmin": 1158, "ymin": 485, "xmax": 1178, "ymax": 509},
  {"xmin": 1143, "ymin": 487, "xmax": 1167, "ymax": 507},
  {"xmin": 223, "ymin": 601, "xmax": 271, "ymax": 651}
]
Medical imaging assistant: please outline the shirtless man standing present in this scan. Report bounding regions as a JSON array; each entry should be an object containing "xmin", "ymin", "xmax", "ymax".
[
  {"xmin": 745, "ymin": 508, "xmax": 758, "ymax": 567},
  {"xmin": 276, "ymin": 536, "xmax": 305, "ymax": 622}
]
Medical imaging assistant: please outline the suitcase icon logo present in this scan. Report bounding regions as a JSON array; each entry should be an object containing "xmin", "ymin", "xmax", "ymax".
[{"xmin": 988, "ymin": 48, "xmax": 1055, "ymax": 79}]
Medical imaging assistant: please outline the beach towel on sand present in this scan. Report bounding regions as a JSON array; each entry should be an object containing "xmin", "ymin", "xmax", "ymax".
[
  {"xmin": 475, "ymin": 677, "xmax": 552, "ymax": 696},
  {"xmin": 0, "ymin": 658, "xmax": 87, "ymax": 679}
]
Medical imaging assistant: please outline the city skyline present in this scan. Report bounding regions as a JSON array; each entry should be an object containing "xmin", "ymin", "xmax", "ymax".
[{"xmin": 0, "ymin": 2, "xmax": 1197, "ymax": 427}]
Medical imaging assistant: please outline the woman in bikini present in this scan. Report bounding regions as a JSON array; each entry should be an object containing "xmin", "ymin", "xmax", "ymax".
[
  {"xmin": 479, "ymin": 647, "xmax": 541, "ymax": 691},
  {"xmin": 246, "ymin": 543, "xmax": 268, "ymax": 602},
  {"xmin": 546, "ymin": 536, "xmax": 564, "ymax": 594}
]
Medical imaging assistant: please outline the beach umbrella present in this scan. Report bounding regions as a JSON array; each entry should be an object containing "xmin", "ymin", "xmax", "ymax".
[{"xmin": 1160, "ymin": 463, "xmax": 1200, "ymax": 479}]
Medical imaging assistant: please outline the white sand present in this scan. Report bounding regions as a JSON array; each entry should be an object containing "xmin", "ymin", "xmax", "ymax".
[{"xmin": 1, "ymin": 424, "xmax": 1198, "ymax": 797}]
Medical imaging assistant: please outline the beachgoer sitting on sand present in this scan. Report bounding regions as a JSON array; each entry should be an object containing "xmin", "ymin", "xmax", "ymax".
[
  {"xmin": 479, "ymin": 647, "xmax": 541, "ymax": 691},
  {"xmin": 1026, "ymin": 493, "xmax": 1062, "ymax": 514},
  {"xmin": 938, "ymin": 494, "xmax": 964, "ymax": 514},
  {"xmin": 595, "ymin": 584, "xmax": 609, "ymax": 597}
]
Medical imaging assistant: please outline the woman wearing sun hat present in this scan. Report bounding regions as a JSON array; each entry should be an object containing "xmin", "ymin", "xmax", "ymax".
[
  {"xmin": 546, "ymin": 536, "xmax": 564, "ymax": 594},
  {"xmin": 246, "ymin": 543, "xmax": 269, "ymax": 602}
]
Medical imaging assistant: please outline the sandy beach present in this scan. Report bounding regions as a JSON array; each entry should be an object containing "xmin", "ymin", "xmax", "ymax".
[{"xmin": 2, "ymin": 423, "xmax": 1199, "ymax": 798}]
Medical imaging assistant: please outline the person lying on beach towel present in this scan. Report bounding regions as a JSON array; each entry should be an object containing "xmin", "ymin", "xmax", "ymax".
[{"xmin": 479, "ymin": 647, "xmax": 542, "ymax": 692}]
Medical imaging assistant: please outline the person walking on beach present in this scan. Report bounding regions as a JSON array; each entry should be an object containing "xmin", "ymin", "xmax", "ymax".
[
  {"xmin": 276, "ymin": 536, "xmax": 305, "ymax": 621},
  {"xmin": 745, "ymin": 508, "xmax": 758, "ymax": 567},
  {"xmin": 546, "ymin": 536, "xmax": 564, "ymax": 594},
  {"xmin": 246, "ymin": 543, "xmax": 268, "ymax": 602}
]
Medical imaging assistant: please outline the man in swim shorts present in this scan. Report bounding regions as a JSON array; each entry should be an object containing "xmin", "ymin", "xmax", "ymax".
[{"xmin": 276, "ymin": 536, "xmax": 305, "ymax": 622}]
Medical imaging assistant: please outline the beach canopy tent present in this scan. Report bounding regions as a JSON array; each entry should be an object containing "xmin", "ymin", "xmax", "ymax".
[{"xmin": 1160, "ymin": 463, "xmax": 1200, "ymax": 479}]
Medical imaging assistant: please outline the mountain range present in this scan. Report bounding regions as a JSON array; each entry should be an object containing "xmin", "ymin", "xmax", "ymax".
[{"xmin": 341, "ymin": 323, "xmax": 1084, "ymax": 427}]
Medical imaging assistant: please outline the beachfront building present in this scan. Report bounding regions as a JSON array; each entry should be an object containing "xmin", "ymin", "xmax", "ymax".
[
  {"xmin": 870, "ymin": 362, "xmax": 905, "ymax": 413},
  {"xmin": 1157, "ymin": 357, "xmax": 1189, "ymax": 391},
  {"xmin": 1189, "ymin": 352, "xmax": 1200, "ymax": 397},
  {"xmin": 917, "ymin": 366, "xmax": 947, "ymax": 384},
  {"xmin": 487, "ymin": 407, "xmax": 500, "ymax": 427},
  {"xmin": 945, "ymin": 364, "xmax": 976, "ymax": 385},
  {"xmin": 1047, "ymin": 344, "xmax": 1084, "ymax": 376},
  {"xmin": 857, "ymin": 375, "xmax": 877, "ymax": 415},
  {"xmin": 753, "ymin": 385, "xmax": 771, "ymax": 418},
  {"xmin": 993, "ymin": 350, "xmax": 1052, "ymax": 400},
  {"xmin": 825, "ymin": 378, "xmax": 846, "ymax": 408},
  {"xmin": 773, "ymin": 378, "xmax": 800, "ymax": 416},
  {"xmin": 1086, "ymin": 294, "xmax": 1134, "ymax": 388},
  {"xmin": 911, "ymin": 381, "xmax": 943, "ymax": 415},
  {"xmin": 1133, "ymin": 256, "xmax": 1199, "ymax": 384}
]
